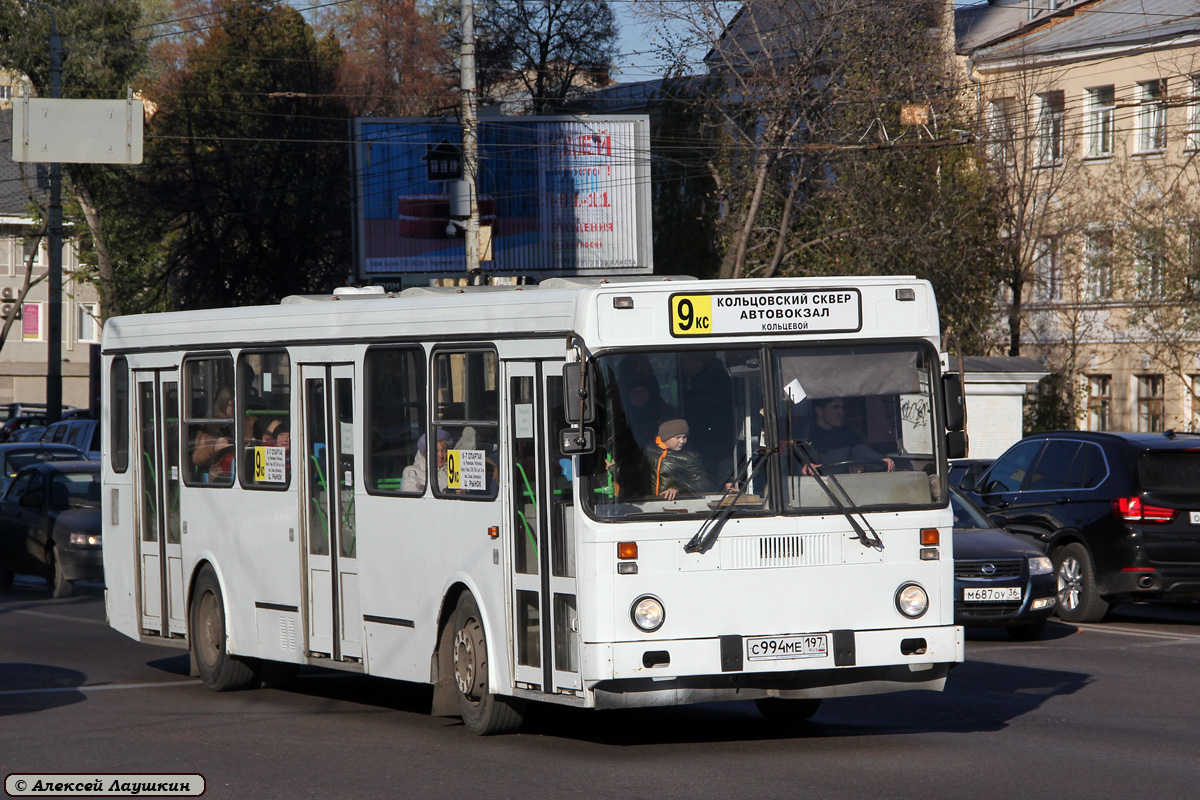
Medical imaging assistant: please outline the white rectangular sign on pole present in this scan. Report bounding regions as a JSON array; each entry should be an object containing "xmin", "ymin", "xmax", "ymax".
[{"xmin": 12, "ymin": 97, "xmax": 144, "ymax": 164}]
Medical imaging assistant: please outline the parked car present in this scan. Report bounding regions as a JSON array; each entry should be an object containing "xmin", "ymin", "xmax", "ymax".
[
  {"xmin": 40, "ymin": 416, "xmax": 100, "ymax": 460},
  {"xmin": 961, "ymin": 430, "xmax": 1200, "ymax": 623},
  {"xmin": 949, "ymin": 458, "xmax": 994, "ymax": 490},
  {"xmin": 0, "ymin": 461, "xmax": 102, "ymax": 597},
  {"xmin": 0, "ymin": 414, "xmax": 47, "ymax": 443},
  {"xmin": 0, "ymin": 443, "xmax": 89, "ymax": 493},
  {"xmin": 950, "ymin": 486, "xmax": 1057, "ymax": 640},
  {"xmin": 0, "ymin": 403, "xmax": 76, "ymax": 423}
]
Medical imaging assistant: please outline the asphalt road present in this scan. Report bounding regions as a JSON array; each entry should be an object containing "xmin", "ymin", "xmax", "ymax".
[{"xmin": 4, "ymin": 575, "xmax": 1200, "ymax": 800}]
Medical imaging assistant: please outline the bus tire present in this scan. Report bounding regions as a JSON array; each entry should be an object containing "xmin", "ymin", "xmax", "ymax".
[
  {"xmin": 451, "ymin": 592, "xmax": 525, "ymax": 735},
  {"xmin": 755, "ymin": 697, "xmax": 821, "ymax": 727},
  {"xmin": 49, "ymin": 549, "xmax": 73, "ymax": 599},
  {"xmin": 190, "ymin": 566, "xmax": 259, "ymax": 691}
]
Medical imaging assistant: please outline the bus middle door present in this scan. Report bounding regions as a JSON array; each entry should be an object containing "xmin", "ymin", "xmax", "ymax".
[
  {"xmin": 133, "ymin": 370, "xmax": 186, "ymax": 638},
  {"xmin": 506, "ymin": 361, "xmax": 581, "ymax": 697},
  {"xmin": 299, "ymin": 363, "xmax": 361, "ymax": 663}
]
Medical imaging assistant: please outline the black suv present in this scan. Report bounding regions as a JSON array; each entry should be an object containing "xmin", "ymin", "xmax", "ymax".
[{"xmin": 961, "ymin": 431, "xmax": 1200, "ymax": 623}]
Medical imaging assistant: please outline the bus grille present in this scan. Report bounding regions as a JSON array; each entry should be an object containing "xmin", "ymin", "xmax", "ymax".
[
  {"xmin": 955, "ymin": 559, "xmax": 1023, "ymax": 579},
  {"xmin": 724, "ymin": 534, "xmax": 834, "ymax": 569}
]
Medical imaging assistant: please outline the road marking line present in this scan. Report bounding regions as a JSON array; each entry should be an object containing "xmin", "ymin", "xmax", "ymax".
[
  {"xmin": 0, "ymin": 680, "xmax": 202, "ymax": 697},
  {"xmin": 1073, "ymin": 623, "xmax": 1200, "ymax": 641},
  {"xmin": 14, "ymin": 609, "xmax": 109, "ymax": 626}
]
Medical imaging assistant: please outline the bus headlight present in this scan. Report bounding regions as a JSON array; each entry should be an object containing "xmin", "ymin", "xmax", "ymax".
[
  {"xmin": 895, "ymin": 583, "xmax": 928, "ymax": 619},
  {"xmin": 630, "ymin": 595, "xmax": 665, "ymax": 632}
]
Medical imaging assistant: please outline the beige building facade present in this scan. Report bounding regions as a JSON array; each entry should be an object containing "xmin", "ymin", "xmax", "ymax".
[{"xmin": 958, "ymin": 0, "xmax": 1200, "ymax": 433}]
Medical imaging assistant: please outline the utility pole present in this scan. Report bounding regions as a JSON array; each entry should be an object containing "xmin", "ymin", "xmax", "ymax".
[
  {"xmin": 47, "ymin": 14, "xmax": 62, "ymax": 425},
  {"xmin": 460, "ymin": 0, "xmax": 481, "ymax": 283}
]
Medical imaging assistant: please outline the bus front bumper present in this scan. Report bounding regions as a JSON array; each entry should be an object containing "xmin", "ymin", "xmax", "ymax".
[{"xmin": 584, "ymin": 624, "xmax": 964, "ymax": 710}]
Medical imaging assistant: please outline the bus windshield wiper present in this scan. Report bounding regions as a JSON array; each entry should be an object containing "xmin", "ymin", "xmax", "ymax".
[
  {"xmin": 789, "ymin": 440, "xmax": 884, "ymax": 551},
  {"xmin": 684, "ymin": 445, "xmax": 775, "ymax": 554}
]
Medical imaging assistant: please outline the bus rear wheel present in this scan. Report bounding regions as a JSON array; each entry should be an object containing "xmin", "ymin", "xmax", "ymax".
[
  {"xmin": 451, "ymin": 592, "xmax": 525, "ymax": 735},
  {"xmin": 190, "ymin": 566, "xmax": 259, "ymax": 691},
  {"xmin": 755, "ymin": 697, "xmax": 822, "ymax": 728}
]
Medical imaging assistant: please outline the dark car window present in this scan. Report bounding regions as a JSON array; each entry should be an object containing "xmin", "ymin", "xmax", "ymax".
[
  {"xmin": 1139, "ymin": 451, "xmax": 1200, "ymax": 492},
  {"xmin": 983, "ymin": 440, "xmax": 1044, "ymax": 493},
  {"xmin": 1066, "ymin": 442, "xmax": 1107, "ymax": 489},
  {"xmin": 6, "ymin": 470, "xmax": 33, "ymax": 499},
  {"xmin": 1026, "ymin": 440, "xmax": 1082, "ymax": 491}
]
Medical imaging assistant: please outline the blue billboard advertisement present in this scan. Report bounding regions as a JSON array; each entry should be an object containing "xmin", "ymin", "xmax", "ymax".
[{"xmin": 353, "ymin": 115, "xmax": 653, "ymax": 280}]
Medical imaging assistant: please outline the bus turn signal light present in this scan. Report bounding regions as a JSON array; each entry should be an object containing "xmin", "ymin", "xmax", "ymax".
[
  {"xmin": 618, "ymin": 542, "xmax": 638, "ymax": 559},
  {"xmin": 920, "ymin": 528, "xmax": 939, "ymax": 546}
]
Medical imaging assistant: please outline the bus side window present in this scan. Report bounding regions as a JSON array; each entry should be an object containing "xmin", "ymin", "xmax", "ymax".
[
  {"xmin": 238, "ymin": 351, "xmax": 291, "ymax": 490},
  {"xmin": 365, "ymin": 346, "xmax": 426, "ymax": 495},
  {"xmin": 183, "ymin": 356, "xmax": 236, "ymax": 487},
  {"xmin": 431, "ymin": 348, "xmax": 499, "ymax": 500}
]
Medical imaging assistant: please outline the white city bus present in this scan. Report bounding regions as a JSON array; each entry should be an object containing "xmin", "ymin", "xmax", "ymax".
[{"xmin": 102, "ymin": 276, "xmax": 966, "ymax": 734}]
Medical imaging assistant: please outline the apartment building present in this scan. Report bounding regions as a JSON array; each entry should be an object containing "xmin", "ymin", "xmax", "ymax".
[{"xmin": 959, "ymin": 0, "xmax": 1200, "ymax": 432}]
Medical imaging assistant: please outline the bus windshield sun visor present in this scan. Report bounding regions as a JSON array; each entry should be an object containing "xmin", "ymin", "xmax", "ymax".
[{"xmin": 777, "ymin": 349, "xmax": 919, "ymax": 401}]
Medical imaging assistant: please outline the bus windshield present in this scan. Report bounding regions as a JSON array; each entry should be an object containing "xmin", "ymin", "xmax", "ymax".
[{"xmin": 580, "ymin": 342, "xmax": 945, "ymax": 520}]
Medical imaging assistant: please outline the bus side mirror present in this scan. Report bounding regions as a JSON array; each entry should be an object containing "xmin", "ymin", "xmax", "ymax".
[
  {"xmin": 943, "ymin": 374, "xmax": 965, "ymax": 432},
  {"xmin": 563, "ymin": 363, "xmax": 596, "ymax": 424},
  {"xmin": 559, "ymin": 427, "xmax": 595, "ymax": 455},
  {"xmin": 946, "ymin": 430, "xmax": 968, "ymax": 460}
]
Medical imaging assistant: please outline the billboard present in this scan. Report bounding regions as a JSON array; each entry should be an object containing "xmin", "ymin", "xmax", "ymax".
[{"xmin": 352, "ymin": 115, "xmax": 653, "ymax": 280}]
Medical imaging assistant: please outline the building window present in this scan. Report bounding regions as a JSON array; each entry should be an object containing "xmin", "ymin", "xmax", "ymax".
[
  {"xmin": 1088, "ymin": 375, "xmax": 1111, "ymax": 431},
  {"xmin": 988, "ymin": 97, "xmax": 1017, "ymax": 164},
  {"xmin": 1137, "ymin": 374, "xmax": 1164, "ymax": 433},
  {"xmin": 1087, "ymin": 86, "xmax": 1115, "ymax": 157},
  {"xmin": 1138, "ymin": 79, "xmax": 1167, "ymax": 152},
  {"xmin": 1037, "ymin": 91, "xmax": 1065, "ymax": 166},
  {"xmin": 77, "ymin": 303, "xmax": 100, "ymax": 344},
  {"xmin": 1135, "ymin": 229, "xmax": 1165, "ymax": 298},
  {"xmin": 1191, "ymin": 375, "xmax": 1200, "ymax": 431},
  {"xmin": 1033, "ymin": 235, "xmax": 1061, "ymax": 300},
  {"xmin": 1190, "ymin": 76, "xmax": 1200, "ymax": 150},
  {"xmin": 1085, "ymin": 228, "xmax": 1113, "ymax": 300}
]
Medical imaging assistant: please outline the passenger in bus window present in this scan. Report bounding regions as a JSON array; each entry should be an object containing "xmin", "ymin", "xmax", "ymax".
[
  {"xmin": 646, "ymin": 418, "xmax": 714, "ymax": 501},
  {"xmin": 401, "ymin": 428, "xmax": 450, "ymax": 493},
  {"xmin": 805, "ymin": 398, "xmax": 894, "ymax": 473},
  {"xmin": 621, "ymin": 373, "xmax": 677, "ymax": 452},
  {"xmin": 192, "ymin": 387, "xmax": 235, "ymax": 481}
]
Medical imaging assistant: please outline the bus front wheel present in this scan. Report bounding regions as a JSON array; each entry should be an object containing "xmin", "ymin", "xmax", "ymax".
[
  {"xmin": 190, "ymin": 565, "xmax": 260, "ymax": 691},
  {"xmin": 451, "ymin": 592, "xmax": 525, "ymax": 735}
]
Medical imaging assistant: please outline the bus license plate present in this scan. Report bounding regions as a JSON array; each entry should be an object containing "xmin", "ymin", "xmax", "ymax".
[
  {"xmin": 746, "ymin": 634, "xmax": 828, "ymax": 662},
  {"xmin": 964, "ymin": 587, "xmax": 1022, "ymax": 602}
]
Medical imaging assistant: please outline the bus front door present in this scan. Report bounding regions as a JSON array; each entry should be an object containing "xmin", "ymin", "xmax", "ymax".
[
  {"xmin": 299, "ymin": 364, "xmax": 361, "ymax": 662},
  {"xmin": 134, "ymin": 370, "xmax": 186, "ymax": 638},
  {"xmin": 507, "ymin": 361, "xmax": 581, "ymax": 696}
]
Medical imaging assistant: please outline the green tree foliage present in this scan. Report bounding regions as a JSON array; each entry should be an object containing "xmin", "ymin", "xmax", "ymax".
[
  {"xmin": 0, "ymin": 0, "xmax": 146, "ymax": 99},
  {"xmin": 142, "ymin": 0, "xmax": 352, "ymax": 309}
]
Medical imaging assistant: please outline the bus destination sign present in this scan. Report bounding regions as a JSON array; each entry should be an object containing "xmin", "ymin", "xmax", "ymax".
[{"xmin": 669, "ymin": 289, "xmax": 862, "ymax": 337}]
